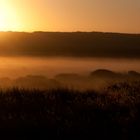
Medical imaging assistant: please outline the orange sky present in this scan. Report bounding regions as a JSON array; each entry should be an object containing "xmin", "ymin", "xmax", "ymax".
[{"xmin": 0, "ymin": 0, "xmax": 140, "ymax": 33}]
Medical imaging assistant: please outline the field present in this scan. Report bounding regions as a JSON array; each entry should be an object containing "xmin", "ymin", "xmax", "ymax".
[{"xmin": 0, "ymin": 81, "xmax": 140, "ymax": 139}]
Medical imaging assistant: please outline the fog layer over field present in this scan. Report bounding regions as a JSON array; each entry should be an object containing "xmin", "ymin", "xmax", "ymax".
[
  {"xmin": 0, "ymin": 57, "xmax": 140, "ymax": 90},
  {"xmin": 0, "ymin": 57, "xmax": 140, "ymax": 78}
]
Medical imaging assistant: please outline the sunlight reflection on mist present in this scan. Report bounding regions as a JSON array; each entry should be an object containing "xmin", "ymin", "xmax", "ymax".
[{"xmin": 0, "ymin": 57, "xmax": 139, "ymax": 78}]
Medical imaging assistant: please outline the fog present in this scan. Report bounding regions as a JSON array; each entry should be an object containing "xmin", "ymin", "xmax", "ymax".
[{"xmin": 0, "ymin": 57, "xmax": 140, "ymax": 78}]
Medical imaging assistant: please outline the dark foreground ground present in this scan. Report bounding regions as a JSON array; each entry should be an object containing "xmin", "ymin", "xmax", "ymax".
[{"xmin": 0, "ymin": 81, "xmax": 140, "ymax": 139}]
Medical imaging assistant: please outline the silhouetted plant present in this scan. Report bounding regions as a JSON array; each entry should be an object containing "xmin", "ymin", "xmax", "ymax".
[{"xmin": 0, "ymin": 81, "xmax": 139, "ymax": 139}]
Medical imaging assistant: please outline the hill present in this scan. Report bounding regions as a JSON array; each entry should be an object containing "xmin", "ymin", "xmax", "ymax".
[{"xmin": 0, "ymin": 31, "xmax": 140, "ymax": 58}]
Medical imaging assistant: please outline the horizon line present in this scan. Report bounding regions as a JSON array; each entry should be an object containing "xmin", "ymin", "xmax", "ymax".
[{"xmin": 0, "ymin": 30, "xmax": 140, "ymax": 35}]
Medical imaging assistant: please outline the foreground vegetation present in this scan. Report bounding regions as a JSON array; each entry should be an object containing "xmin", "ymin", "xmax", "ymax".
[{"xmin": 0, "ymin": 81, "xmax": 140, "ymax": 139}]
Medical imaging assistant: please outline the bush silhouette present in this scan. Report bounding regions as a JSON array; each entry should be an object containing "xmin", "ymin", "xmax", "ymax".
[{"xmin": 0, "ymin": 81, "xmax": 140, "ymax": 139}]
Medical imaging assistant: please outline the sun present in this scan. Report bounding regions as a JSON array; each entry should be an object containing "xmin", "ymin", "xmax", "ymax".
[{"xmin": 0, "ymin": 2, "xmax": 21, "ymax": 31}]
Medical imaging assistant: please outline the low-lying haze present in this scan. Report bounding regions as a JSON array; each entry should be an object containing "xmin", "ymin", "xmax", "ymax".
[{"xmin": 0, "ymin": 57, "xmax": 139, "ymax": 78}]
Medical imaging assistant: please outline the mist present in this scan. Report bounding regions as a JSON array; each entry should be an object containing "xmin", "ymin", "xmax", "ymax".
[
  {"xmin": 0, "ymin": 57, "xmax": 140, "ymax": 78},
  {"xmin": 0, "ymin": 56, "xmax": 139, "ymax": 90}
]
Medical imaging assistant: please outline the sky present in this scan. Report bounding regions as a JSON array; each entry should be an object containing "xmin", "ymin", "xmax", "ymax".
[{"xmin": 0, "ymin": 0, "xmax": 140, "ymax": 33}]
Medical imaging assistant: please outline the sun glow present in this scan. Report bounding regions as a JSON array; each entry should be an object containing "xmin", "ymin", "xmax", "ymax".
[{"xmin": 0, "ymin": 2, "xmax": 21, "ymax": 31}]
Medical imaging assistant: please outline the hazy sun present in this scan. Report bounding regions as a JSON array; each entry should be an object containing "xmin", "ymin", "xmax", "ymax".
[{"xmin": 0, "ymin": 2, "xmax": 21, "ymax": 31}]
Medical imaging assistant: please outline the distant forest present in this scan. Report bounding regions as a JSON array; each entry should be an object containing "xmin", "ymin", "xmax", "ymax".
[{"xmin": 0, "ymin": 31, "xmax": 140, "ymax": 58}]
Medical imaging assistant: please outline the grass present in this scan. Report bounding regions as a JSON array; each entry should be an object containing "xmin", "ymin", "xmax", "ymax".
[{"xmin": 0, "ymin": 81, "xmax": 140, "ymax": 139}]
